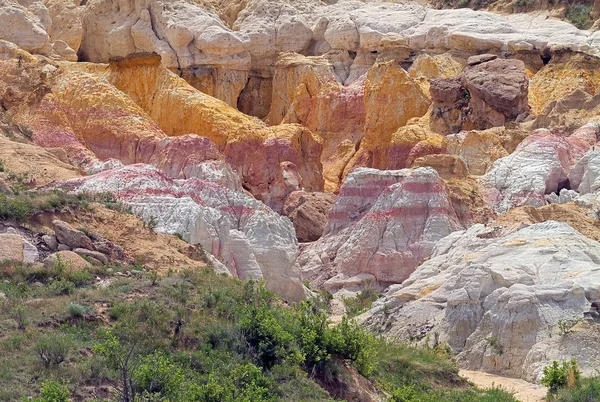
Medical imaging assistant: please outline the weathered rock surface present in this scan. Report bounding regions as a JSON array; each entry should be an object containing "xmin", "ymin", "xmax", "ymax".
[
  {"xmin": 57, "ymin": 164, "xmax": 308, "ymax": 302},
  {"xmin": 430, "ymin": 58, "xmax": 529, "ymax": 133},
  {"xmin": 361, "ymin": 221, "xmax": 600, "ymax": 382},
  {"xmin": 283, "ymin": 191, "xmax": 337, "ymax": 243},
  {"xmin": 0, "ymin": 232, "xmax": 38, "ymax": 263},
  {"xmin": 446, "ymin": 130, "xmax": 509, "ymax": 176},
  {"xmin": 480, "ymin": 123, "xmax": 600, "ymax": 213},
  {"xmin": 73, "ymin": 248, "xmax": 108, "ymax": 265},
  {"xmin": 3, "ymin": 54, "xmax": 322, "ymax": 212},
  {"xmin": 52, "ymin": 220, "xmax": 95, "ymax": 250},
  {"xmin": 43, "ymin": 250, "xmax": 91, "ymax": 271},
  {"xmin": 0, "ymin": 0, "xmax": 81, "ymax": 60},
  {"xmin": 298, "ymin": 167, "xmax": 462, "ymax": 291}
]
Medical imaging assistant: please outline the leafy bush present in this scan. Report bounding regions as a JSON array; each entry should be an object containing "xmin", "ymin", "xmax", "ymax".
[
  {"xmin": 542, "ymin": 360, "xmax": 581, "ymax": 393},
  {"xmin": 485, "ymin": 336, "xmax": 504, "ymax": 355},
  {"xmin": 550, "ymin": 375, "xmax": 600, "ymax": 401},
  {"xmin": 558, "ymin": 319, "xmax": 582, "ymax": 336},
  {"xmin": 10, "ymin": 304, "xmax": 29, "ymax": 330},
  {"xmin": 34, "ymin": 334, "xmax": 71, "ymax": 368},
  {"xmin": 240, "ymin": 301, "xmax": 302, "ymax": 369},
  {"xmin": 0, "ymin": 193, "xmax": 33, "ymax": 222},
  {"xmin": 34, "ymin": 379, "xmax": 70, "ymax": 402},
  {"xmin": 343, "ymin": 287, "xmax": 381, "ymax": 317},
  {"xmin": 20, "ymin": 125, "xmax": 33, "ymax": 140},
  {"xmin": 132, "ymin": 352, "xmax": 185, "ymax": 398},
  {"xmin": 566, "ymin": 4, "xmax": 593, "ymax": 30},
  {"xmin": 68, "ymin": 303, "xmax": 90, "ymax": 318},
  {"xmin": 47, "ymin": 279, "xmax": 75, "ymax": 296},
  {"xmin": 188, "ymin": 363, "xmax": 275, "ymax": 402}
]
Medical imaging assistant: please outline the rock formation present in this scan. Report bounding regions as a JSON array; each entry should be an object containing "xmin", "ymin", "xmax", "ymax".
[
  {"xmin": 299, "ymin": 167, "xmax": 462, "ymax": 291},
  {"xmin": 2, "ymin": 0, "xmax": 600, "ymax": 387},
  {"xmin": 56, "ymin": 164, "xmax": 308, "ymax": 302},
  {"xmin": 361, "ymin": 221, "xmax": 600, "ymax": 382}
]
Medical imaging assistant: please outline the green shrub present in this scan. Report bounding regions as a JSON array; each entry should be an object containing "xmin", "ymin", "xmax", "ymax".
[
  {"xmin": 34, "ymin": 379, "xmax": 70, "ymax": 402},
  {"xmin": 34, "ymin": 334, "xmax": 71, "ymax": 368},
  {"xmin": 550, "ymin": 375, "xmax": 600, "ymax": 401},
  {"xmin": 189, "ymin": 363, "xmax": 275, "ymax": 402},
  {"xmin": 558, "ymin": 319, "xmax": 582, "ymax": 336},
  {"xmin": 542, "ymin": 360, "xmax": 581, "ymax": 393},
  {"xmin": 20, "ymin": 125, "xmax": 33, "ymax": 140},
  {"xmin": 68, "ymin": 303, "xmax": 90, "ymax": 318},
  {"xmin": 329, "ymin": 316, "xmax": 377, "ymax": 376},
  {"xmin": 144, "ymin": 215, "xmax": 159, "ymax": 230},
  {"xmin": 343, "ymin": 287, "xmax": 381, "ymax": 317},
  {"xmin": 10, "ymin": 304, "xmax": 29, "ymax": 330},
  {"xmin": 47, "ymin": 279, "xmax": 75, "ymax": 296},
  {"xmin": 0, "ymin": 193, "xmax": 33, "ymax": 222},
  {"xmin": 66, "ymin": 269, "xmax": 92, "ymax": 287},
  {"xmin": 486, "ymin": 336, "xmax": 504, "ymax": 355},
  {"xmin": 566, "ymin": 4, "xmax": 593, "ymax": 30},
  {"xmin": 240, "ymin": 302, "xmax": 302, "ymax": 369},
  {"xmin": 132, "ymin": 352, "xmax": 185, "ymax": 398}
]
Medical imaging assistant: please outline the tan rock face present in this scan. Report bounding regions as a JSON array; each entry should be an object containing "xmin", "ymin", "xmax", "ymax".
[
  {"xmin": 0, "ymin": 234, "xmax": 27, "ymax": 263},
  {"xmin": 529, "ymin": 51, "xmax": 600, "ymax": 116},
  {"xmin": 283, "ymin": 190, "xmax": 337, "ymax": 243},
  {"xmin": 429, "ymin": 58, "xmax": 530, "ymax": 134},
  {"xmin": 43, "ymin": 250, "xmax": 91, "ymax": 271},
  {"xmin": 361, "ymin": 61, "xmax": 431, "ymax": 169},
  {"xmin": 0, "ymin": 232, "xmax": 38, "ymax": 263},
  {"xmin": 446, "ymin": 130, "xmax": 509, "ymax": 176}
]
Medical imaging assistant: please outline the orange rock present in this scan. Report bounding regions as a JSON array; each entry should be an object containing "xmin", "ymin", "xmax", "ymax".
[
  {"xmin": 529, "ymin": 51, "xmax": 600, "ymax": 115},
  {"xmin": 446, "ymin": 130, "xmax": 508, "ymax": 175}
]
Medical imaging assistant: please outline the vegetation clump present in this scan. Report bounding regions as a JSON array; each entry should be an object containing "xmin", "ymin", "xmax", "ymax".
[{"xmin": 0, "ymin": 261, "xmax": 522, "ymax": 401}]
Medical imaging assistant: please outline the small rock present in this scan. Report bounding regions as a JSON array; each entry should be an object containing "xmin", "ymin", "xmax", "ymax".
[
  {"xmin": 0, "ymin": 291, "xmax": 6, "ymax": 300},
  {"xmin": 42, "ymin": 235, "xmax": 58, "ymax": 251},
  {"xmin": 52, "ymin": 220, "xmax": 95, "ymax": 250},
  {"xmin": 467, "ymin": 53, "xmax": 497, "ymax": 66},
  {"xmin": 57, "ymin": 244, "xmax": 71, "ymax": 251},
  {"xmin": 73, "ymin": 248, "xmax": 109, "ymax": 265}
]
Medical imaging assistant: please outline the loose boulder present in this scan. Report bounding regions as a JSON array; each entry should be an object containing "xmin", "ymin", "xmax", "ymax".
[
  {"xmin": 283, "ymin": 191, "xmax": 337, "ymax": 243},
  {"xmin": 52, "ymin": 220, "xmax": 95, "ymax": 251}
]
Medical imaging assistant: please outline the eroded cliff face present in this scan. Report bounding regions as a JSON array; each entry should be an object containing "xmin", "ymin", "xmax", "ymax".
[{"xmin": 3, "ymin": 0, "xmax": 600, "ymax": 383}]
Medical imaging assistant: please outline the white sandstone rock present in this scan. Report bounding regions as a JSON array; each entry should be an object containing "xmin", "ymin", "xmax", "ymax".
[
  {"xmin": 58, "ymin": 164, "xmax": 308, "ymax": 302},
  {"xmin": 360, "ymin": 221, "xmax": 600, "ymax": 382}
]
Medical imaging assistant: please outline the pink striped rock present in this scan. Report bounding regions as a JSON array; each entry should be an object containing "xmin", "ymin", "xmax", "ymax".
[
  {"xmin": 56, "ymin": 164, "xmax": 308, "ymax": 302},
  {"xmin": 298, "ymin": 167, "xmax": 462, "ymax": 291}
]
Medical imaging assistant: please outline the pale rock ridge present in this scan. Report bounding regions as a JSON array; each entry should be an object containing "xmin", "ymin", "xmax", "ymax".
[
  {"xmin": 0, "ymin": 232, "xmax": 39, "ymax": 264},
  {"xmin": 73, "ymin": 0, "xmax": 600, "ymax": 108},
  {"xmin": 298, "ymin": 167, "xmax": 462, "ymax": 291},
  {"xmin": 0, "ymin": 0, "xmax": 81, "ymax": 61},
  {"xmin": 480, "ymin": 123, "xmax": 600, "ymax": 214},
  {"xmin": 57, "ymin": 164, "xmax": 308, "ymax": 302},
  {"xmin": 360, "ymin": 221, "xmax": 600, "ymax": 382}
]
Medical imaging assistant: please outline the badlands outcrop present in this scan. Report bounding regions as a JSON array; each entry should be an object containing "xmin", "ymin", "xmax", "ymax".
[
  {"xmin": 360, "ymin": 221, "xmax": 600, "ymax": 382},
  {"xmin": 298, "ymin": 167, "xmax": 463, "ymax": 291},
  {"xmin": 55, "ymin": 164, "xmax": 308, "ymax": 302},
  {"xmin": 2, "ymin": 0, "xmax": 600, "ymax": 387}
]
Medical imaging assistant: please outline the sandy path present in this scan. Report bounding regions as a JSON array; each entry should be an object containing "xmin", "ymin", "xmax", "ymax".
[{"xmin": 460, "ymin": 370, "xmax": 547, "ymax": 402}]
